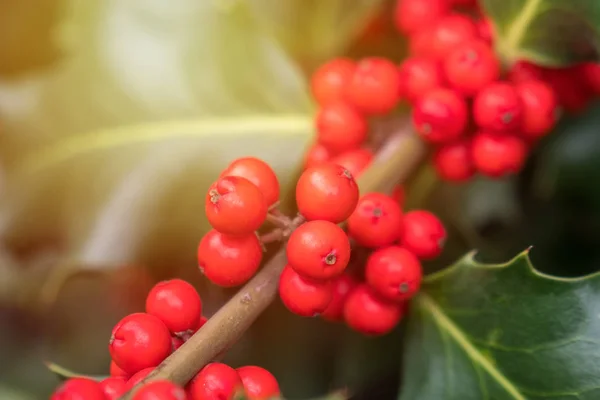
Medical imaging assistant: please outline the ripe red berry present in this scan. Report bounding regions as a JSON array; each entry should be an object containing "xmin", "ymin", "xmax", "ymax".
[
  {"xmin": 474, "ymin": 82, "xmax": 523, "ymax": 132},
  {"xmin": 507, "ymin": 60, "xmax": 545, "ymax": 84},
  {"xmin": 347, "ymin": 193, "xmax": 403, "ymax": 248},
  {"xmin": 127, "ymin": 368, "xmax": 154, "ymax": 390},
  {"xmin": 296, "ymin": 164, "xmax": 359, "ymax": 223},
  {"xmin": 188, "ymin": 363, "xmax": 244, "ymax": 400},
  {"xmin": 171, "ymin": 336, "xmax": 184, "ymax": 352},
  {"xmin": 581, "ymin": 62, "xmax": 600, "ymax": 93},
  {"xmin": 365, "ymin": 246, "xmax": 422, "ymax": 302},
  {"xmin": 544, "ymin": 66, "xmax": 593, "ymax": 114},
  {"xmin": 133, "ymin": 380, "xmax": 187, "ymax": 400},
  {"xmin": 110, "ymin": 360, "xmax": 129, "ymax": 378},
  {"xmin": 398, "ymin": 57, "xmax": 444, "ymax": 103},
  {"xmin": 409, "ymin": 29, "xmax": 436, "ymax": 58},
  {"xmin": 343, "ymin": 284, "xmax": 403, "ymax": 336},
  {"xmin": 443, "ymin": 39, "xmax": 500, "ymax": 97},
  {"xmin": 471, "ymin": 131, "xmax": 527, "ymax": 178},
  {"xmin": 286, "ymin": 220, "xmax": 351, "ymax": 280},
  {"xmin": 197, "ymin": 230, "xmax": 262, "ymax": 287},
  {"xmin": 433, "ymin": 139, "xmax": 475, "ymax": 182},
  {"xmin": 311, "ymin": 58, "xmax": 356, "ymax": 106},
  {"xmin": 391, "ymin": 185, "xmax": 406, "ymax": 207},
  {"xmin": 279, "ymin": 265, "xmax": 333, "ymax": 317},
  {"xmin": 400, "ymin": 210, "xmax": 446, "ymax": 260},
  {"xmin": 476, "ymin": 18, "xmax": 493, "ymax": 43},
  {"xmin": 100, "ymin": 377, "xmax": 128, "ymax": 400},
  {"xmin": 146, "ymin": 279, "xmax": 202, "ymax": 334},
  {"xmin": 321, "ymin": 274, "xmax": 358, "ymax": 322},
  {"xmin": 345, "ymin": 57, "xmax": 401, "ymax": 115},
  {"xmin": 237, "ymin": 366, "xmax": 280, "ymax": 400},
  {"xmin": 427, "ymin": 13, "xmax": 478, "ymax": 59},
  {"xmin": 412, "ymin": 88, "xmax": 468, "ymax": 143},
  {"xmin": 516, "ymin": 79, "xmax": 559, "ymax": 139},
  {"xmin": 205, "ymin": 176, "xmax": 267, "ymax": 235},
  {"xmin": 329, "ymin": 148, "xmax": 373, "ymax": 178},
  {"xmin": 109, "ymin": 313, "xmax": 171, "ymax": 375},
  {"xmin": 221, "ymin": 157, "xmax": 280, "ymax": 207},
  {"xmin": 394, "ymin": 0, "xmax": 449, "ymax": 35},
  {"xmin": 51, "ymin": 378, "xmax": 107, "ymax": 400},
  {"xmin": 303, "ymin": 142, "xmax": 333, "ymax": 169},
  {"xmin": 316, "ymin": 102, "xmax": 368, "ymax": 152}
]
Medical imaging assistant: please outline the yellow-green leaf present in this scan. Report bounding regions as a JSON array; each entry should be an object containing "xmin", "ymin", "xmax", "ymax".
[
  {"xmin": 246, "ymin": 0, "xmax": 387, "ymax": 69},
  {"xmin": 483, "ymin": 0, "xmax": 600, "ymax": 66}
]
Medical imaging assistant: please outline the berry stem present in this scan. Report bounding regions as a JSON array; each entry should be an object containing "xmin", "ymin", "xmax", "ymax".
[
  {"xmin": 266, "ymin": 211, "xmax": 293, "ymax": 229},
  {"xmin": 119, "ymin": 119, "xmax": 427, "ymax": 400},
  {"xmin": 259, "ymin": 229, "xmax": 286, "ymax": 244}
]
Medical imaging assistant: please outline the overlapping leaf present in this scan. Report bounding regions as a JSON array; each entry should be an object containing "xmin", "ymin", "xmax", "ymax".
[
  {"xmin": 399, "ymin": 249, "xmax": 600, "ymax": 400},
  {"xmin": 482, "ymin": 0, "xmax": 600, "ymax": 65}
]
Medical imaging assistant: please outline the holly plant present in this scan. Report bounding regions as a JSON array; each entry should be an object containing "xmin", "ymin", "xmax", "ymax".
[{"xmin": 0, "ymin": 0, "xmax": 599, "ymax": 399}]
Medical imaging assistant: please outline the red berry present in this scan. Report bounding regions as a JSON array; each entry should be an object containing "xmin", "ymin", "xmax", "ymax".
[
  {"xmin": 171, "ymin": 336, "xmax": 184, "ymax": 352},
  {"xmin": 303, "ymin": 142, "xmax": 333, "ymax": 169},
  {"xmin": 296, "ymin": 164, "xmax": 359, "ymax": 223},
  {"xmin": 237, "ymin": 366, "xmax": 280, "ymax": 400},
  {"xmin": 391, "ymin": 185, "xmax": 406, "ymax": 207},
  {"xmin": 286, "ymin": 220, "xmax": 351, "ymax": 280},
  {"xmin": 146, "ymin": 279, "xmax": 202, "ymax": 334},
  {"xmin": 109, "ymin": 313, "xmax": 171, "ymax": 375},
  {"xmin": 194, "ymin": 316, "xmax": 208, "ymax": 332},
  {"xmin": 474, "ymin": 82, "xmax": 523, "ymax": 132},
  {"xmin": 316, "ymin": 102, "xmax": 368, "ymax": 152},
  {"xmin": 205, "ymin": 176, "xmax": 267, "ymax": 235},
  {"xmin": 133, "ymin": 380, "xmax": 187, "ymax": 400},
  {"xmin": 471, "ymin": 131, "xmax": 527, "ymax": 178},
  {"xmin": 197, "ymin": 230, "xmax": 262, "ymax": 287},
  {"xmin": 400, "ymin": 210, "xmax": 446, "ymax": 260},
  {"xmin": 329, "ymin": 148, "xmax": 373, "ymax": 178},
  {"xmin": 221, "ymin": 157, "xmax": 280, "ymax": 207},
  {"xmin": 321, "ymin": 274, "xmax": 358, "ymax": 322},
  {"xmin": 544, "ymin": 66, "xmax": 593, "ymax": 114},
  {"xmin": 394, "ymin": 0, "xmax": 449, "ymax": 35},
  {"xmin": 51, "ymin": 378, "xmax": 106, "ymax": 400},
  {"xmin": 476, "ymin": 18, "xmax": 493, "ymax": 43},
  {"xmin": 343, "ymin": 284, "xmax": 403, "ymax": 336},
  {"xmin": 409, "ymin": 29, "xmax": 436, "ymax": 58},
  {"xmin": 427, "ymin": 13, "xmax": 478, "ymax": 59},
  {"xmin": 279, "ymin": 265, "xmax": 333, "ymax": 317},
  {"xmin": 188, "ymin": 363, "xmax": 244, "ymax": 400},
  {"xmin": 412, "ymin": 88, "xmax": 468, "ymax": 143},
  {"xmin": 127, "ymin": 368, "xmax": 154, "ymax": 390},
  {"xmin": 433, "ymin": 139, "xmax": 475, "ymax": 182},
  {"xmin": 581, "ymin": 62, "xmax": 600, "ymax": 93},
  {"xmin": 516, "ymin": 79, "xmax": 559, "ymax": 139},
  {"xmin": 311, "ymin": 58, "xmax": 356, "ymax": 106},
  {"xmin": 110, "ymin": 360, "xmax": 129, "ymax": 378},
  {"xmin": 443, "ymin": 39, "xmax": 500, "ymax": 97},
  {"xmin": 507, "ymin": 60, "xmax": 545, "ymax": 84},
  {"xmin": 345, "ymin": 57, "xmax": 401, "ymax": 115},
  {"xmin": 100, "ymin": 377, "xmax": 128, "ymax": 400},
  {"xmin": 347, "ymin": 193, "xmax": 403, "ymax": 248},
  {"xmin": 398, "ymin": 57, "xmax": 444, "ymax": 103},
  {"xmin": 365, "ymin": 246, "xmax": 422, "ymax": 302}
]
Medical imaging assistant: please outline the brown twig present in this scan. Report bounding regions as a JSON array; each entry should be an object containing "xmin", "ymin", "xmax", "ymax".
[{"xmin": 120, "ymin": 119, "xmax": 427, "ymax": 399}]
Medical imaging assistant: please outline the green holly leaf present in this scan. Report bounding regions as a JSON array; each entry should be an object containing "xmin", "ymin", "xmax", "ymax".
[
  {"xmin": 399, "ymin": 249, "xmax": 600, "ymax": 400},
  {"xmin": 45, "ymin": 362, "xmax": 106, "ymax": 382},
  {"xmin": 482, "ymin": 0, "xmax": 600, "ymax": 66},
  {"xmin": 247, "ymin": 0, "xmax": 386, "ymax": 69}
]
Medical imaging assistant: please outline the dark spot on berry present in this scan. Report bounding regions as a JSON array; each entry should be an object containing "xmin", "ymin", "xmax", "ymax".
[
  {"xmin": 399, "ymin": 282, "xmax": 410, "ymax": 293},
  {"xmin": 324, "ymin": 251, "xmax": 337, "ymax": 266}
]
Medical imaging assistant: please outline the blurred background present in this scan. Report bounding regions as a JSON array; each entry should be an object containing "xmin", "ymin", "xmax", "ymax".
[{"xmin": 0, "ymin": 0, "xmax": 599, "ymax": 398}]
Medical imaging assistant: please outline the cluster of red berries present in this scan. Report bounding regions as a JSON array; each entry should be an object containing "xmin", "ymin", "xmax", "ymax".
[
  {"xmin": 308, "ymin": 0, "xmax": 600, "ymax": 184},
  {"xmin": 283, "ymin": 164, "xmax": 445, "ymax": 336},
  {"xmin": 52, "ymin": 277, "xmax": 280, "ymax": 399}
]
